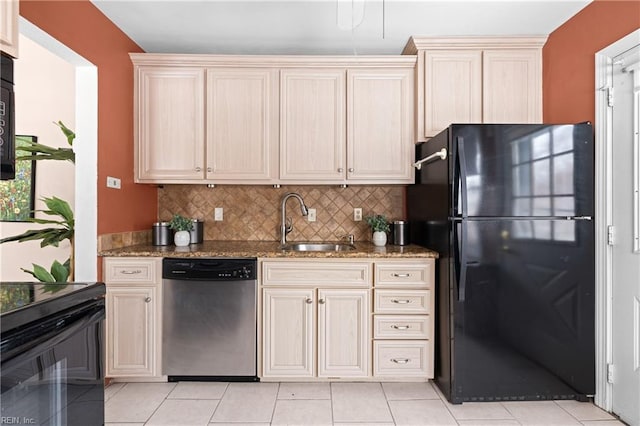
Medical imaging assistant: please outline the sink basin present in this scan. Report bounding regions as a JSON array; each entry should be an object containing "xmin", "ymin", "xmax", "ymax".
[{"xmin": 281, "ymin": 242, "xmax": 356, "ymax": 252}]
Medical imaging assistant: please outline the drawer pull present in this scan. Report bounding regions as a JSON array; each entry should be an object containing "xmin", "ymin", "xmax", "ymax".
[
  {"xmin": 391, "ymin": 299, "xmax": 411, "ymax": 304},
  {"xmin": 120, "ymin": 269, "xmax": 142, "ymax": 275},
  {"xmin": 391, "ymin": 358, "xmax": 410, "ymax": 364},
  {"xmin": 392, "ymin": 325, "xmax": 410, "ymax": 330},
  {"xmin": 392, "ymin": 273, "xmax": 411, "ymax": 278}
]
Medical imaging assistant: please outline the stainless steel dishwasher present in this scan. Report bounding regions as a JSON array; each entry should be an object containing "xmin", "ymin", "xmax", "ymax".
[{"xmin": 162, "ymin": 258, "xmax": 258, "ymax": 381}]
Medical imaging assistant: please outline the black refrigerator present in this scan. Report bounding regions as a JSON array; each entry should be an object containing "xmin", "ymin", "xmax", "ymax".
[{"xmin": 407, "ymin": 123, "xmax": 595, "ymax": 404}]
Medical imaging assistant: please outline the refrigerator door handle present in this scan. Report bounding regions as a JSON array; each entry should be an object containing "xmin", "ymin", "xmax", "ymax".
[
  {"xmin": 568, "ymin": 216, "xmax": 592, "ymax": 221},
  {"xmin": 455, "ymin": 136, "xmax": 468, "ymax": 218},
  {"xmin": 454, "ymin": 221, "xmax": 468, "ymax": 302}
]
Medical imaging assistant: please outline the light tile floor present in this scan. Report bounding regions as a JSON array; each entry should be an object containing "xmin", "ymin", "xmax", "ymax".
[{"xmin": 105, "ymin": 381, "xmax": 625, "ymax": 426}]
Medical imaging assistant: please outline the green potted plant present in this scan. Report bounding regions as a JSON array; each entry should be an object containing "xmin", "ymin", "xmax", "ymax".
[
  {"xmin": 0, "ymin": 122, "xmax": 76, "ymax": 283},
  {"xmin": 365, "ymin": 214, "xmax": 390, "ymax": 247},
  {"xmin": 168, "ymin": 214, "xmax": 193, "ymax": 246}
]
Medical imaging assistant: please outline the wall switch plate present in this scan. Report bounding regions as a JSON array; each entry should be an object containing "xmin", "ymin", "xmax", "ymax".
[
  {"xmin": 106, "ymin": 176, "xmax": 121, "ymax": 189},
  {"xmin": 354, "ymin": 208, "xmax": 362, "ymax": 221},
  {"xmin": 214, "ymin": 207, "xmax": 223, "ymax": 221},
  {"xmin": 308, "ymin": 208, "xmax": 317, "ymax": 222}
]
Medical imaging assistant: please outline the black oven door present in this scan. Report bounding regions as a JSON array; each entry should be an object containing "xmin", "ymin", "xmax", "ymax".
[{"xmin": 1, "ymin": 301, "xmax": 105, "ymax": 426}]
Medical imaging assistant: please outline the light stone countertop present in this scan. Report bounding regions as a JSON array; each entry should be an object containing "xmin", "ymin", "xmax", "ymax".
[{"xmin": 98, "ymin": 240, "xmax": 439, "ymax": 259}]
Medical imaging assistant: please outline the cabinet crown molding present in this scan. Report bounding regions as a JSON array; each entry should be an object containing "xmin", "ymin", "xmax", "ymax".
[
  {"xmin": 402, "ymin": 36, "xmax": 548, "ymax": 54},
  {"xmin": 130, "ymin": 53, "xmax": 416, "ymax": 68}
]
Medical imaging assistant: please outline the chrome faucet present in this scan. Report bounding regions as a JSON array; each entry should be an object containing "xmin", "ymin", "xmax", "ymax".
[{"xmin": 280, "ymin": 192, "xmax": 309, "ymax": 246}]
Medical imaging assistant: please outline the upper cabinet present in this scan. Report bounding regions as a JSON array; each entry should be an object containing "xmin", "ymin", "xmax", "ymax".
[
  {"xmin": 404, "ymin": 37, "xmax": 546, "ymax": 141},
  {"xmin": 347, "ymin": 68, "xmax": 413, "ymax": 183},
  {"xmin": 130, "ymin": 55, "xmax": 416, "ymax": 185},
  {"xmin": 207, "ymin": 68, "xmax": 278, "ymax": 181},
  {"xmin": 0, "ymin": 0, "xmax": 19, "ymax": 58},
  {"xmin": 135, "ymin": 67, "xmax": 205, "ymax": 182},
  {"xmin": 280, "ymin": 69, "xmax": 346, "ymax": 182}
]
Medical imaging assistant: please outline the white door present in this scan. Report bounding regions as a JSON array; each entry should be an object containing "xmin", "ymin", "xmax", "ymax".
[{"xmin": 611, "ymin": 44, "xmax": 640, "ymax": 426}]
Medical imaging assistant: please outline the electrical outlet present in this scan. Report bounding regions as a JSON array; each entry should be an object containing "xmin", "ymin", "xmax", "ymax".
[
  {"xmin": 307, "ymin": 208, "xmax": 317, "ymax": 222},
  {"xmin": 214, "ymin": 207, "xmax": 223, "ymax": 221},
  {"xmin": 353, "ymin": 208, "xmax": 362, "ymax": 221},
  {"xmin": 106, "ymin": 176, "xmax": 121, "ymax": 189}
]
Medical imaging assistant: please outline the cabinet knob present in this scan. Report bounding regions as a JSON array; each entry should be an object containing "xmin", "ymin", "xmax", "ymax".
[
  {"xmin": 207, "ymin": 167, "xmax": 212, "ymax": 172},
  {"xmin": 305, "ymin": 298, "xmax": 313, "ymax": 304},
  {"xmin": 144, "ymin": 297, "xmax": 151, "ymax": 303},
  {"xmin": 348, "ymin": 168, "xmax": 354, "ymax": 173},
  {"xmin": 195, "ymin": 167, "xmax": 202, "ymax": 172},
  {"xmin": 319, "ymin": 299, "xmax": 326, "ymax": 304},
  {"xmin": 338, "ymin": 168, "xmax": 344, "ymax": 173}
]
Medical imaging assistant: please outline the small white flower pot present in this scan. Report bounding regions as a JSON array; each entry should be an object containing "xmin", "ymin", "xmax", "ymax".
[
  {"xmin": 372, "ymin": 231, "xmax": 387, "ymax": 247},
  {"xmin": 174, "ymin": 230, "xmax": 191, "ymax": 247}
]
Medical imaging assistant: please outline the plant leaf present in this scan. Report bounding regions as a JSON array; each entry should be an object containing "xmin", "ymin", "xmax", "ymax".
[
  {"xmin": 51, "ymin": 260, "xmax": 70, "ymax": 282},
  {"xmin": 41, "ymin": 196, "xmax": 75, "ymax": 224},
  {"xmin": 54, "ymin": 121, "xmax": 76, "ymax": 146},
  {"xmin": 31, "ymin": 264, "xmax": 56, "ymax": 282}
]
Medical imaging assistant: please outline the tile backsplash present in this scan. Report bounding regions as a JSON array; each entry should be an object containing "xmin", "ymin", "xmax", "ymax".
[{"xmin": 158, "ymin": 185, "xmax": 405, "ymax": 243}]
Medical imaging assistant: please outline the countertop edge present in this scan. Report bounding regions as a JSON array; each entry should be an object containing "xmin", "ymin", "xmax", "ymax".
[{"xmin": 98, "ymin": 241, "xmax": 439, "ymax": 259}]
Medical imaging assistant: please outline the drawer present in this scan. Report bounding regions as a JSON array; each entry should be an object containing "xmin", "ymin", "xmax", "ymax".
[
  {"xmin": 374, "ymin": 289, "xmax": 431, "ymax": 314},
  {"xmin": 374, "ymin": 260, "xmax": 433, "ymax": 288},
  {"xmin": 104, "ymin": 258, "xmax": 160, "ymax": 284},
  {"xmin": 373, "ymin": 315, "xmax": 430, "ymax": 339},
  {"xmin": 373, "ymin": 340, "xmax": 433, "ymax": 377},
  {"xmin": 262, "ymin": 260, "xmax": 372, "ymax": 287}
]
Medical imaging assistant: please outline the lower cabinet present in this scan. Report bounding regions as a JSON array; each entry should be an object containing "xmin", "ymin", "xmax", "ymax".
[
  {"xmin": 372, "ymin": 259, "xmax": 435, "ymax": 379},
  {"xmin": 104, "ymin": 257, "xmax": 163, "ymax": 379},
  {"xmin": 262, "ymin": 287, "xmax": 370, "ymax": 378}
]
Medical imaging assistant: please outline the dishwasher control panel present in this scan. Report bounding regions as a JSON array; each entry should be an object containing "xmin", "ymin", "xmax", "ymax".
[{"xmin": 162, "ymin": 258, "xmax": 257, "ymax": 281}]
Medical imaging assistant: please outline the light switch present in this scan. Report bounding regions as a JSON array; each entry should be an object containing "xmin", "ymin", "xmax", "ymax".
[
  {"xmin": 214, "ymin": 207, "xmax": 223, "ymax": 221},
  {"xmin": 308, "ymin": 208, "xmax": 316, "ymax": 222}
]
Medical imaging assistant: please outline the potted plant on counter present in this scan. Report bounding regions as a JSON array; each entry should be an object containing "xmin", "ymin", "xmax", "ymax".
[
  {"xmin": 366, "ymin": 214, "xmax": 390, "ymax": 247},
  {"xmin": 168, "ymin": 214, "xmax": 193, "ymax": 247}
]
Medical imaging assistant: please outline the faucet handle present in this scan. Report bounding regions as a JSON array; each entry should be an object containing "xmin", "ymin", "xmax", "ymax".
[{"xmin": 343, "ymin": 234, "xmax": 355, "ymax": 244}]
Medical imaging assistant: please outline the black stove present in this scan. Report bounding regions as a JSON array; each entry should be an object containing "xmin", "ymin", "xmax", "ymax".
[
  {"xmin": 0, "ymin": 282, "xmax": 106, "ymax": 425},
  {"xmin": 0, "ymin": 282, "xmax": 105, "ymax": 333}
]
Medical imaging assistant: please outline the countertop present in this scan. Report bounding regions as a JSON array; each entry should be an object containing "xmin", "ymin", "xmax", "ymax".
[{"xmin": 99, "ymin": 240, "xmax": 439, "ymax": 259}]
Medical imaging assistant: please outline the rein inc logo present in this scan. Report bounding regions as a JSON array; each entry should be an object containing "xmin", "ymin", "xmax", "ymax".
[{"xmin": 0, "ymin": 417, "xmax": 36, "ymax": 424}]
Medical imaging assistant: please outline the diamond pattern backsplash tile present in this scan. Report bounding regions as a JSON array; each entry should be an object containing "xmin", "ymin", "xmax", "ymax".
[{"xmin": 158, "ymin": 185, "xmax": 405, "ymax": 243}]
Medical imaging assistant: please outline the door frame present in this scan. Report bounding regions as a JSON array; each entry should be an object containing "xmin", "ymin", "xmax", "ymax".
[
  {"xmin": 594, "ymin": 28, "xmax": 640, "ymax": 412},
  {"xmin": 19, "ymin": 17, "xmax": 98, "ymax": 281}
]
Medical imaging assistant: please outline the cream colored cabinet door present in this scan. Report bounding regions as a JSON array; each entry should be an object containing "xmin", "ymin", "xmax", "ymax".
[
  {"xmin": 347, "ymin": 68, "xmax": 414, "ymax": 183},
  {"xmin": 280, "ymin": 69, "xmax": 346, "ymax": 182},
  {"xmin": 317, "ymin": 289, "xmax": 370, "ymax": 377},
  {"xmin": 423, "ymin": 51, "xmax": 482, "ymax": 138},
  {"xmin": 482, "ymin": 49, "xmax": 542, "ymax": 124},
  {"xmin": 106, "ymin": 286, "xmax": 158, "ymax": 377},
  {"xmin": 135, "ymin": 67, "xmax": 205, "ymax": 182},
  {"xmin": 0, "ymin": 0, "xmax": 18, "ymax": 58},
  {"xmin": 263, "ymin": 288, "xmax": 315, "ymax": 378},
  {"xmin": 206, "ymin": 68, "xmax": 278, "ymax": 181}
]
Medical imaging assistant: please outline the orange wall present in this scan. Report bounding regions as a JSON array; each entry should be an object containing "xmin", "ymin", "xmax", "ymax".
[
  {"xmin": 19, "ymin": 0, "xmax": 157, "ymax": 235},
  {"xmin": 543, "ymin": 0, "xmax": 640, "ymax": 123}
]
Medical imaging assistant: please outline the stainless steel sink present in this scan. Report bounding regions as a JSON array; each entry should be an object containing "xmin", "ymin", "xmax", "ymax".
[{"xmin": 281, "ymin": 242, "xmax": 356, "ymax": 252}]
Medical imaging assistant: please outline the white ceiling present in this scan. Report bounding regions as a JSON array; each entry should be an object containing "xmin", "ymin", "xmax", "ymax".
[{"xmin": 91, "ymin": 0, "xmax": 592, "ymax": 55}]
